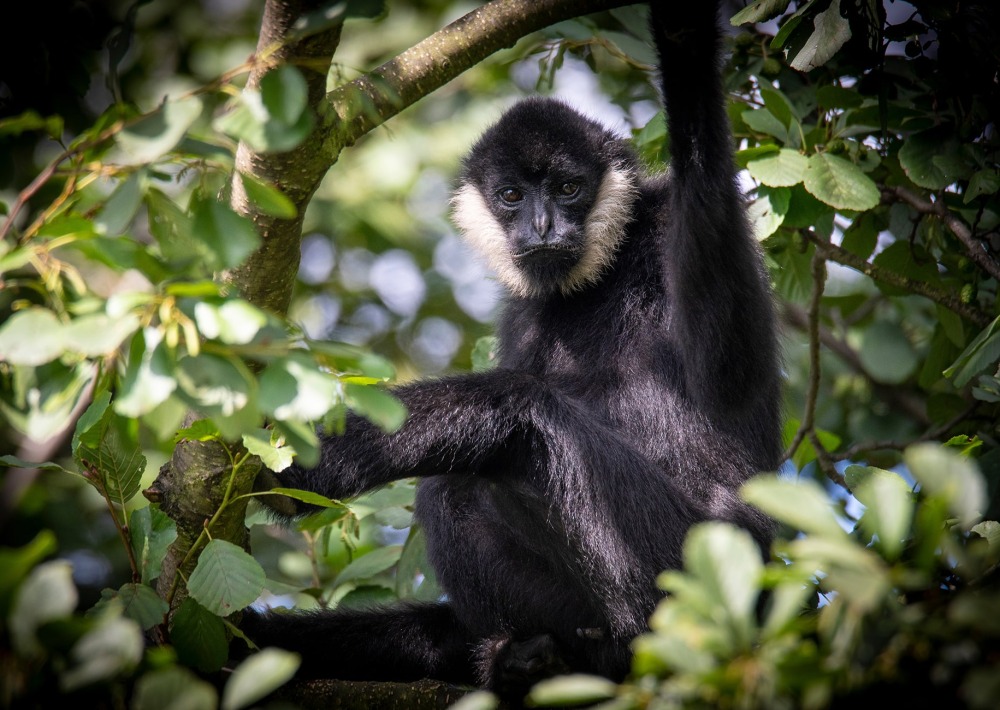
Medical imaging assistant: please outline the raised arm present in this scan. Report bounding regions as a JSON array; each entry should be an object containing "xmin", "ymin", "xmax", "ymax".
[{"xmin": 651, "ymin": 3, "xmax": 781, "ymax": 426}]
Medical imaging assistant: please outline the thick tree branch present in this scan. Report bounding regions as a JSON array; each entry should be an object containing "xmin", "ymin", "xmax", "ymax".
[
  {"xmin": 883, "ymin": 185, "xmax": 1000, "ymax": 283},
  {"xmin": 321, "ymin": 0, "xmax": 634, "ymax": 156},
  {"xmin": 224, "ymin": 0, "xmax": 344, "ymax": 315},
  {"xmin": 802, "ymin": 230, "xmax": 992, "ymax": 329}
]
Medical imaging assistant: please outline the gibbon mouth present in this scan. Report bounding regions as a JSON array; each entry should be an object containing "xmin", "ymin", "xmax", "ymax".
[{"xmin": 513, "ymin": 244, "xmax": 580, "ymax": 263}]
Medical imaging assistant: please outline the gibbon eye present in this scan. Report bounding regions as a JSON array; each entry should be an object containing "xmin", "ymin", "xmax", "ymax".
[
  {"xmin": 499, "ymin": 188, "xmax": 523, "ymax": 203},
  {"xmin": 559, "ymin": 182, "xmax": 579, "ymax": 196}
]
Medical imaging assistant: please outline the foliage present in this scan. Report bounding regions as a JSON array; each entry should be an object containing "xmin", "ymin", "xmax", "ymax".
[
  {"xmin": 525, "ymin": 445, "xmax": 1000, "ymax": 709},
  {"xmin": 0, "ymin": 0, "xmax": 998, "ymax": 708}
]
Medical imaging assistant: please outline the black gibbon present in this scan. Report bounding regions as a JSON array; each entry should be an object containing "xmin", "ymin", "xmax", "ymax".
[{"xmin": 243, "ymin": 0, "xmax": 781, "ymax": 694}]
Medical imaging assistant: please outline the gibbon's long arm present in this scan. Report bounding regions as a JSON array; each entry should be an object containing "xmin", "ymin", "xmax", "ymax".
[
  {"xmin": 650, "ymin": 4, "xmax": 780, "ymax": 426},
  {"xmin": 272, "ymin": 370, "xmax": 551, "ymax": 504}
]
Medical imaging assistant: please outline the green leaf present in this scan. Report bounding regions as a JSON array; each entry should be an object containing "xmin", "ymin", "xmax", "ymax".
[
  {"xmin": 742, "ymin": 108, "xmax": 788, "ymax": 142},
  {"xmin": 260, "ymin": 65, "xmax": 308, "ymax": 126},
  {"xmin": 10, "ymin": 560, "xmax": 78, "ymax": 657},
  {"xmin": 116, "ymin": 330, "xmax": 178, "ymax": 417},
  {"xmin": 788, "ymin": 0, "xmax": 851, "ymax": 71},
  {"xmin": 63, "ymin": 313, "xmax": 140, "ymax": 357},
  {"xmin": 748, "ymin": 187, "xmax": 790, "ymax": 241},
  {"xmin": 194, "ymin": 300, "xmax": 268, "ymax": 345},
  {"xmin": 74, "ymin": 405, "xmax": 146, "ymax": 511},
  {"xmin": 965, "ymin": 169, "xmax": 1000, "ymax": 203},
  {"xmin": 175, "ymin": 418, "xmax": 222, "ymax": 442},
  {"xmin": 260, "ymin": 355, "xmax": 342, "ymax": 421},
  {"xmin": 0, "ymin": 531, "xmax": 58, "ymax": 618},
  {"xmin": 72, "ymin": 390, "xmax": 112, "ymax": 452},
  {"xmin": 345, "ymin": 383, "xmax": 407, "ymax": 433},
  {"xmin": 94, "ymin": 172, "xmax": 144, "ymax": 237},
  {"xmin": 730, "ymin": 0, "xmax": 792, "ymax": 25},
  {"xmin": 117, "ymin": 96, "xmax": 203, "ymax": 163},
  {"xmin": 273, "ymin": 419, "xmax": 320, "ymax": 469},
  {"xmin": 239, "ymin": 173, "xmax": 297, "ymax": 219},
  {"xmin": 213, "ymin": 70, "xmax": 314, "ymax": 154},
  {"xmin": 107, "ymin": 583, "xmax": 169, "ymax": 630},
  {"xmin": 905, "ymin": 444, "xmax": 985, "ymax": 529},
  {"xmin": 222, "ymin": 648, "xmax": 301, "ymax": 710},
  {"xmin": 682, "ymin": 522, "xmax": 762, "ymax": 649},
  {"xmin": 0, "ymin": 308, "xmax": 65, "ymax": 365},
  {"xmin": 748, "ymin": 149, "xmax": 808, "ymax": 187},
  {"xmin": 971, "ymin": 520, "xmax": 1000, "ymax": 554},
  {"xmin": 898, "ymin": 128, "xmax": 956, "ymax": 190},
  {"xmin": 73, "ymin": 404, "xmax": 146, "ymax": 514},
  {"xmin": 187, "ymin": 540, "xmax": 266, "ymax": 616},
  {"xmin": 447, "ymin": 691, "xmax": 499, "ymax": 710},
  {"xmin": 803, "ymin": 152, "xmax": 880, "ymax": 211},
  {"xmin": 170, "ymin": 598, "xmax": 229, "ymax": 673},
  {"xmin": 944, "ymin": 316, "xmax": 1000, "ymax": 387},
  {"xmin": 191, "ymin": 197, "xmax": 261, "ymax": 271},
  {"xmin": 61, "ymin": 616, "xmax": 144, "ymax": 690},
  {"xmin": 268, "ymin": 487, "xmax": 345, "ymax": 509},
  {"xmin": 849, "ymin": 466, "xmax": 914, "ymax": 560},
  {"xmin": 527, "ymin": 675, "xmax": 617, "ymax": 706},
  {"xmin": 333, "ymin": 545, "xmax": 403, "ymax": 588},
  {"xmin": 858, "ymin": 321, "xmax": 919, "ymax": 384},
  {"xmin": 146, "ymin": 188, "xmax": 202, "ymax": 263},
  {"xmin": 129, "ymin": 506, "xmax": 177, "ymax": 585},
  {"xmin": 176, "ymin": 353, "xmax": 253, "ymax": 417},
  {"xmin": 243, "ymin": 429, "xmax": 296, "ymax": 473},
  {"xmin": 786, "ymin": 536, "xmax": 888, "ymax": 610},
  {"xmin": 742, "ymin": 476, "xmax": 846, "ymax": 538},
  {"xmin": 397, "ymin": 527, "xmax": 441, "ymax": 601},
  {"xmin": 132, "ymin": 667, "xmax": 218, "ymax": 710}
]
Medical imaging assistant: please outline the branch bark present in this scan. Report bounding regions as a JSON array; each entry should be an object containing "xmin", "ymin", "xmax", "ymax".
[
  {"xmin": 801, "ymin": 230, "xmax": 992, "ymax": 329},
  {"xmin": 883, "ymin": 185, "xmax": 1000, "ymax": 283}
]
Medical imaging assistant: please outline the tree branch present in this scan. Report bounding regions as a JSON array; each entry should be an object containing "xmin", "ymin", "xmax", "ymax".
[
  {"xmin": 321, "ymin": 0, "xmax": 634, "ymax": 156},
  {"xmin": 223, "ymin": 0, "xmax": 345, "ymax": 315},
  {"xmin": 801, "ymin": 230, "xmax": 992, "ymax": 328},
  {"xmin": 782, "ymin": 303, "xmax": 931, "ymax": 427},
  {"xmin": 883, "ymin": 185, "xmax": 1000, "ymax": 283}
]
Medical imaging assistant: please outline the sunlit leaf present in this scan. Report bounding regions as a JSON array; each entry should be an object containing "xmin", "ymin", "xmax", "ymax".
[
  {"xmin": 117, "ymin": 96, "xmax": 203, "ymax": 163},
  {"xmin": 0, "ymin": 308, "xmax": 65, "ymax": 365},
  {"xmin": 222, "ymin": 648, "xmax": 300, "ymax": 710},
  {"xmin": 345, "ymin": 383, "xmax": 406, "ymax": 433},
  {"xmin": 905, "ymin": 444, "xmax": 985, "ymax": 529},
  {"xmin": 730, "ymin": 0, "xmax": 792, "ymax": 25},
  {"xmin": 10, "ymin": 561, "xmax": 78, "ymax": 657},
  {"xmin": 803, "ymin": 152, "xmax": 880, "ymax": 211},
  {"xmin": 61, "ymin": 616, "xmax": 144, "ymax": 690},
  {"xmin": 748, "ymin": 149, "xmax": 808, "ymax": 187},
  {"xmin": 742, "ymin": 476, "xmax": 846, "ymax": 539},
  {"xmin": 132, "ymin": 667, "xmax": 218, "ymax": 710},
  {"xmin": 94, "ymin": 172, "xmax": 144, "ymax": 237},
  {"xmin": 788, "ymin": 0, "xmax": 851, "ymax": 71},
  {"xmin": 527, "ymin": 675, "xmax": 617, "ymax": 706}
]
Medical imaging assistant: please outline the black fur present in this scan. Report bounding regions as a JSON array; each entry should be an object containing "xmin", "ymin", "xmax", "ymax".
[{"xmin": 244, "ymin": 1, "xmax": 781, "ymax": 694}]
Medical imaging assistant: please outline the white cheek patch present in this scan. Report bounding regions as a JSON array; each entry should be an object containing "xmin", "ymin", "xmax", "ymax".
[
  {"xmin": 452, "ymin": 183, "xmax": 536, "ymax": 298},
  {"xmin": 561, "ymin": 166, "xmax": 637, "ymax": 294},
  {"xmin": 451, "ymin": 167, "xmax": 637, "ymax": 298}
]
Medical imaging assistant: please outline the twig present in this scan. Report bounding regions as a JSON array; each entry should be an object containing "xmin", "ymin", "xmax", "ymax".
[
  {"xmin": 831, "ymin": 401, "xmax": 980, "ymax": 461},
  {"xmin": 783, "ymin": 252, "xmax": 827, "ymax": 461},
  {"xmin": 885, "ymin": 185, "xmax": 1000, "ymax": 283},
  {"xmin": 802, "ymin": 230, "xmax": 992, "ymax": 328}
]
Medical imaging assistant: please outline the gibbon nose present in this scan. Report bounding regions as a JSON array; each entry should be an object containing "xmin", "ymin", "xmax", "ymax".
[{"xmin": 532, "ymin": 207, "xmax": 552, "ymax": 239}]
